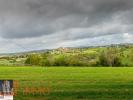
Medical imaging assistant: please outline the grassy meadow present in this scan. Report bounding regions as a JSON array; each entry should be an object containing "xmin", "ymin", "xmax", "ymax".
[
  {"xmin": 0, "ymin": 45, "xmax": 133, "ymax": 99},
  {"xmin": 0, "ymin": 67, "xmax": 133, "ymax": 100}
]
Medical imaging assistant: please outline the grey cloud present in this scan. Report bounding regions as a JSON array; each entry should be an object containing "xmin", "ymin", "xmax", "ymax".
[
  {"xmin": 0, "ymin": 0, "xmax": 133, "ymax": 53},
  {"xmin": 0, "ymin": 0, "xmax": 133, "ymax": 39}
]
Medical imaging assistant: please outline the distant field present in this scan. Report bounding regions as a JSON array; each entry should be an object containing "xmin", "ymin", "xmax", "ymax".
[{"xmin": 0, "ymin": 67, "xmax": 133, "ymax": 100}]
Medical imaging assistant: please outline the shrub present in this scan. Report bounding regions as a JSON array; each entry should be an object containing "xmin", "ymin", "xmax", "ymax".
[
  {"xmin": 25, "ymin": 54, "xmax": 42, "ymax": 66},
  {"xmin": 98, "ymin": 48, "xmax": 121, "ymax": 66}
]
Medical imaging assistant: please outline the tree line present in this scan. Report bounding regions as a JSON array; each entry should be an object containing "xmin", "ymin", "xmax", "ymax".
[{"xmin": 25, "ymin": 47, "xmax": 130, "ymax": 67}]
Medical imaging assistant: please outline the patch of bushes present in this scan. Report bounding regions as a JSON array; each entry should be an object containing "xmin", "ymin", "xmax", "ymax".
[
  {"xmin": 98, "ymin": 48, "xmax": 121, "ymax": 66},
  {"xmin": 24, "ymin": 47, "xmax": 133, "ymax": 67},
  {"xmin": 25, "ymin": 53, "xmax": 98, "ymax": 66},
  {"xmin": 25, "ymin": 54, "xmax": 42, "ymax": 66}
]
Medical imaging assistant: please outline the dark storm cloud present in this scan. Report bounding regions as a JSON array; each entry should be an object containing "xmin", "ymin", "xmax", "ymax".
[{"xmin": 0, "ymin": 0, "xmax": 133, "ymax": 39}]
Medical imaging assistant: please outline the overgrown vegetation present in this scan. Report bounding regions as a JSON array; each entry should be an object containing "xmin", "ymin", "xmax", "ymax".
[
  {"xmin": 98, "ymin": 48, "xmax": 121, "ymax": 66},
  {"xmin": 24, "ymin": 45, "xmax": 133, "ymax": 67},
  {"xmin": 1, "ymin": 44, "xmax": 133, "ymax": 67}
]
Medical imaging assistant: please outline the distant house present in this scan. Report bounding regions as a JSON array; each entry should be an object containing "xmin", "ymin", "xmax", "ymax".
[{"xmin": 57, "ymin": 47, "xmax": 70, "ymax": 53}]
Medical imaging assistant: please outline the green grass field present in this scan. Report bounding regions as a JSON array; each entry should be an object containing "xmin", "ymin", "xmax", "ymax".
[{"xmin": 0, "ymin": 67, "xmax": 133, "ymax": 100}]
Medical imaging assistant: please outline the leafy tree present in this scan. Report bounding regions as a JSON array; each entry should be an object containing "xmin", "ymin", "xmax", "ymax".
[
  {"xmin": 25, "ymin": 54, "xmax": 42, "ymax": 65},
  {"xmin": 99, "ymin": 48, "xmax": 121, "ymax": 66}
]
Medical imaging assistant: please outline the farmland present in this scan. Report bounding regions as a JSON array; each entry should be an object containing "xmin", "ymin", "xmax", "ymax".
[
  {"xmin": 0, "ymin": 45, "xmax": 133, "ymax": 99},
  {"xmin": 0, "ymin": 67, "xmax": 133, "ymax": 100}
]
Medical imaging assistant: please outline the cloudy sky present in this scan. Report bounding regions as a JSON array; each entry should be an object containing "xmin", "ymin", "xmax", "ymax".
[{"xmin": 0, "ymin": 0, "xmax": 133, "ymax": 53}]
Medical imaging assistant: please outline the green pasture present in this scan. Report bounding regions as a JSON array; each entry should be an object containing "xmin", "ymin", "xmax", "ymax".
[{"xmin": 0, "ymin": 67, "xmax": 133, "ymax": 100}]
